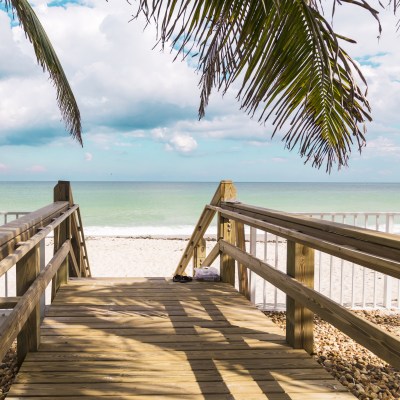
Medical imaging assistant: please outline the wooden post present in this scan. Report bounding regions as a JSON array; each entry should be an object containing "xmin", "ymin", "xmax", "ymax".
[
  {"xmin": 16, "ymin": 244, "xmax": 40, "ymax": 365},
  {"xmin": 236, "ymin": 221, "xmax": 249, "ymax": 299},
  {"xmin": 70, "ymin": 215, "xmax": 82, "ymax": 277},
  {"xmin": 286, "ymin": 240, "xmax": 314, "ymax": 354},
  {"xmin": 52, "ymin": 181, "xmax": 72, "ymax": 299},
  {"xmin": 193, "ymin": 238, "xmax": 206, "ymax": 273},
  {"xmin": 219, "ymin": 217, "xmax": 235, "ymax": 285},
  {"xmin": 218, "ymin": 181, "xmax": 237, "ymax": 286}
]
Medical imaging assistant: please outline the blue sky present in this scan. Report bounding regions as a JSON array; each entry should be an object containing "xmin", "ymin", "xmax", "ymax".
[{"xmin": 0, "ymin": 0, "xmax": 400, "ymax": 181}]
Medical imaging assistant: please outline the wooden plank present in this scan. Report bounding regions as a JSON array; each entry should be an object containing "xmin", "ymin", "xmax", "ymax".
[
  {"xmin": 16, "ymin": 244, "xmax": 40, "ymax": 365},
  {"xmin": 193, "ymin": 237, "xmax": 206, "ymax": 271},
  {"xmin": 213, "ymin": 205, "xmax": 400, "ymax": 279},
  {"xmin": 201, "ymin": 241, "xmax": 220, "ymax": 268},
  {"xmin": 0, "ymin": 241, "xmax": 70, "ymax": 362},
  {"xmin": 0, "ymin": 297, "xmax": 20, "ymax": 309},
  {"xmin": 7, "ymin": 278, "xmax": 352, "ymax": 399},
  {"xmin": 174, "ymin": 180, "xmax": 237, "ymax": 276},
  {"xmin": 286, "ymin": 240, "xmax": 314, "ymax": 354},
  {"xmin": 0, "ymin": 205, "xmax": 78, "ymax": 278},
  {"xmin": 53, "ymin": 182, "xmax": 71, "ymax": 297},
  {"xmin": 68, "ymin": 246, "xmax": 80, "ymax": 277},
  {"xmin": 7, "ymin": 379, "xmax": 348, "ymax": 396},
  {"xmin": 220, "ymin": 239, "xmax": 400, "ymax": 369},
  {"xmin": 14, "ymin": 369, "xmax": 335, "ymax": 383},
  {"xmin": 0, "ymin": 202, "xmax": 68, "ymax": 248},
  {"xmin": 219, "ymin": 216, "xmax": 235, "ymax": 285},
  {"xmin": 174, "ymin": 206, "xmax": 216, "ymax": 276},
  {"xmin": 6, "ymin": 395, "xmax": 355, "ymax": 400},
  {"xmin": 76, "ymin": 207, "xmax": 91, "ymax": 277},
  {"xmin": 221, "ymin": 202, "xmax": 400, "ymax": 252},
  {"xmin": 236, "ymin": 221, "xmax": 249, "ymax": 299}
]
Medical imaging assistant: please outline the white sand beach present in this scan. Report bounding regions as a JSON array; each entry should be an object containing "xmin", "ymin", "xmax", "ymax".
[
  {"xmin": 51, "ymin": 236, "xmax": 400, "ymax": 310},
  {"xmin": 1, "ymin": 235, "xmax": 398, "ymax": 310}
]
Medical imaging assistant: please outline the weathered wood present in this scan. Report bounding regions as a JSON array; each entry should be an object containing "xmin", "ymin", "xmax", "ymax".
[
  {"xmin": 0, "ymin": 241, "xmax": 70, "ymax": 363},
  {"xmin": 235, "ymin": 221, "xmax": 249, "ymax": 300},
  {"xmin": 211, "ymin": 205, "xmax": 400, "ymax": 279},
  {"xmin": 193, "ymin": 238, "xmax": 206, "ymax": 272},
  {"xmin": 70, "ymin": 215, "xmax": 82, "ymax": 277},
  {"xmin": 0, "ymin": 297, "xmax": 21, "ymax": 309},
  {"xmin": 53, "ymin": 182, "xmax": 71, "ymax": 297},
  {"xmin": 0, "ymin": 205, "xmax": 78, "ymax": 278},
  {"xmin": 221, "ymin": 202, "xmax": 400, "ymax": 264},
  {"xmin": 0, "ymin": 202, "xmax": 69, "ymax": 263},
  {"xmin": 174, "ymin": 180, "xmax": 237, "ymax": 276},
  {"xmin": 7, "ymin": 278, "xmax": 351, "ymax": 399},
  {"xmin": 219, "ymin": 239, "xmax": 400, "ymax": 369},
  {"xmin": 200, "ymin": 242, "xmax": 220, "ymax": 268},
  {"xmin": 174, "ymin": 207, "xmax": 216, "ymax": 276},
  {"xmin": 76, "ymin": 208, "xmax": 91, "ymax": 277},
  {"xmin": 68, "ymin": 247, "xmax": 80, "ymax": 278},
  {"xmin": 219, "ymin": 217, "xmax": 235, "ymax": 285},
  {"xmin": 286, "ymin": 241, "xmax": 314, "ymax": 354},
  {"xmin": 16, "ymin": 244, "xmax": 40, "ymax": 365}
]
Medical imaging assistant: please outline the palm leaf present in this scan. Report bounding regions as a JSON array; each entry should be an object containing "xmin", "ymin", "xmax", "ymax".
[
  {"xmin": 3, "ymin": 0, "xmax": 82, "ymax": 145},
  {"xmin": 135, "ymin": 0, "xmax": 374, "ymax": 171}
]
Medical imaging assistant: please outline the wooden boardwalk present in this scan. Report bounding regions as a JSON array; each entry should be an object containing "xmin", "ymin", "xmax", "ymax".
[{"xmin": 7, "ymin": 278, "xmax": 354, "ymax": 399}]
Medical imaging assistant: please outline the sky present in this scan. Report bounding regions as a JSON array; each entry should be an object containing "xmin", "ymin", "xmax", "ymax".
[{"xmin": 0, "ymin": 0, "xmax": 399, "ymax": 182}]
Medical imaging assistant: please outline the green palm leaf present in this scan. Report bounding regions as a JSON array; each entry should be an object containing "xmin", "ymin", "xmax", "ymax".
[
  {"xmin": 136, "ymin": 0, "xmax": 374, "ymax": 171},
  {"xmin": 3, "ymin": 0, "xmax": 82, "ymax": 145}
]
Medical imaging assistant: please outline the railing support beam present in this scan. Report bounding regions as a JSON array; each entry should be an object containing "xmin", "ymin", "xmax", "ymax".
[
  {"xmin": 286, "ymin": 241, "xmax": 314, "ymax": 355},
  {"xmin": 219, "ymin": 217, "xmax": 235, "ymax": 285},
  {"xmin": 52, "ymin": 181, "xmax": 71, "ymax": 299},
  {"xmin": 193, "ymin": 238, "xmax": 206, "ymax": 272},
  {"xmin": 236, "ymin": 221, "xmax": 249, "ymax": 300},
  {"xmin": 16, "ymin": 244, "xmax": 40, "ymax": 365}
]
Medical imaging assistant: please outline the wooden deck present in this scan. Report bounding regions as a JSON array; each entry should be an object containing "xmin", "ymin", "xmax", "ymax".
[{"xmin": 7, "ymin": 278, "xmax": 354, "ymax": 399}]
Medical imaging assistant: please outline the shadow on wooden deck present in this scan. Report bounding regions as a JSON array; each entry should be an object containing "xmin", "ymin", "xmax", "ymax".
[{"xmin": 7, "ymin": 278, "xmax": 354, "ymax": 399}]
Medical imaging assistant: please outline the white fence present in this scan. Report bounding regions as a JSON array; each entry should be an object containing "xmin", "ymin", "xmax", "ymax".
[{"xmin": 244, "ymin": 212, "xmax": 400, "ymax": 310}]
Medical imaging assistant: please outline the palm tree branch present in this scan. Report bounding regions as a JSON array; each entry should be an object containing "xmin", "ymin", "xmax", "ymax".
[
  {"xmin": 3, "ymin": 0, "xmax": 82, "ymax": 144},
  {"xmin": 135, "ymin": 0, "xmax": 373, "ymax": 171}
]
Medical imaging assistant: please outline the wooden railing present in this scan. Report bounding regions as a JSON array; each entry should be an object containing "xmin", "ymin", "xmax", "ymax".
[
  {"xmin": 0, "ymin": 181, "xmax": 91, "ymax": 364},
  {"xmin": 176, "ymin": 180, "xmax": 400, "ymax": 369}
]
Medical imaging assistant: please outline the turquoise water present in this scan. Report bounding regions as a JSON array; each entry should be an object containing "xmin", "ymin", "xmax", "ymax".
[{"xmin": 0, "ymin": 181, "xmax": 399, "ymax": 235}]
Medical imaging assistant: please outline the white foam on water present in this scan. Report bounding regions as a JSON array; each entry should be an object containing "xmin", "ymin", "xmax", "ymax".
[{"xmin": 84, "ymin": 225, "xmax": 219, "ymax": 237}]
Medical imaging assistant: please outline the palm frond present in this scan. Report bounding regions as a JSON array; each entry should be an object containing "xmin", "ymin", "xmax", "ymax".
[
  {"xmin": 135, "ymin": 0, "xmax": 374, "ymax": 171},
  {"xmin": 3, "ymin": 0, "xmax": 82, "ymax": 145}
]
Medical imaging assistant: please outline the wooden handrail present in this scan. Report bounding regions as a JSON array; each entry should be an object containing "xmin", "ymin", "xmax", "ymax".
[
  {"xmin": 178, "ymin": 180, "xmax": 400, "ymax": 370},
  {"xmin": 221, "ymin": 202, "xmax": 400, "ymax": 260},
  {"xmin": 210, "ymin": 204, "xmax": 400, "ymax": 279},
  {"xmin": 0, "ymin": 202, "xmax": 69, "ymax": 262},
  {"xmin": 0, "ymin": 240, "xmax": 71, "ymax": 362},
  {"xmin": 219, "ymin": 239, "xmax": 400, "ymax": 369},
  {"xmin": 174, "ymin": 180, "xmax": 236, "ymax": 276},
  {"xmin": 0, "ymin": 205, "xmax": 78, "ymax": 277},
  {"xmin": 0, "ymin": 180, "xmax": 91, "ymax": 364}
]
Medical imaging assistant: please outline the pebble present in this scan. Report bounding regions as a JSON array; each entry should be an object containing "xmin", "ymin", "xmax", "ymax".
[
  {"xmin": 265, "ymin": 310, "xmax": 400, "ymax": 400},
  {"xmin": 0, "ymin": 341, "xmax": 17, "ymax": 400}
]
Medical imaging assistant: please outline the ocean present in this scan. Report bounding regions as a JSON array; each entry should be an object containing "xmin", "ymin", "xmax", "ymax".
[{"xmin": 0, "ymin": 181, "xmax": 399, "ymax": 236}]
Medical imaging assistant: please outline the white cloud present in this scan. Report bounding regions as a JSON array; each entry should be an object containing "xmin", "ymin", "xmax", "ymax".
[
  {"xmin": 363, "ymin": 136, "xmax": 400, "ymax": 158},
  {"xmin": 85, "ymin": 152, "xmax": 93, "ymax": 161},
  {"xmin": 0, "ymin": 163, "xmax": 8, "ymax": 172},
  {"xmin": 166, "ymin": 134, "xmax": 198, "ymax": 154}
]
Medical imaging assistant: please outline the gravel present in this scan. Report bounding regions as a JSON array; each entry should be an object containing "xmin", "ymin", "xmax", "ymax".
[
  {"xmin": 265, "ymin": 310, "xmax": 400, "ymax": 400},
  {"xmin": 0, "ymin": 342, "xmax": 17, "ymax": 400}
]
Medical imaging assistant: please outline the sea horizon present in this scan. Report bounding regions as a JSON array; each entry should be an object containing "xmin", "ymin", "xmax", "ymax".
[{"xmin": 1, "ymin": 181, "xmax": 400, "ymax": 236}]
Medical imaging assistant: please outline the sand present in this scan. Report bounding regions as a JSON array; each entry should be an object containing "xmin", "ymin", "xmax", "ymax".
[{"xmin": 0, "ymin": 236, "xmax": 398, "ymax": 311}]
